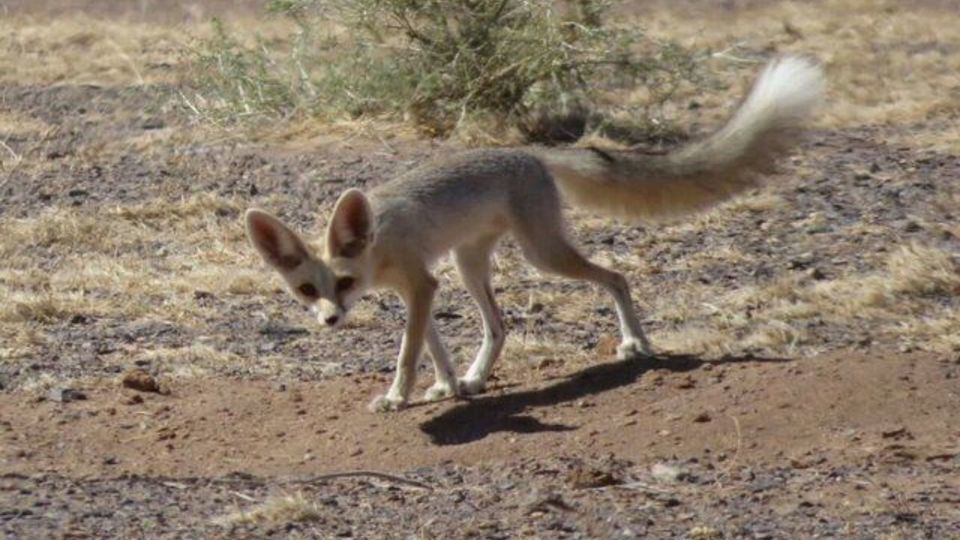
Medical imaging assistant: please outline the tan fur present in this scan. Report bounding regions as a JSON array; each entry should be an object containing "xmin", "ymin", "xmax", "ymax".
[
  {"xmin": 538, "ymin": 56, "xmax": 825, "ymax": 221},
  {"xmin": 245, "ymin": 56, "xmax": 825, "ymax": 413}
]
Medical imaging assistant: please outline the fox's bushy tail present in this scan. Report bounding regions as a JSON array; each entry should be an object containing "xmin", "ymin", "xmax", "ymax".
[{"xmin": 538, "ymin": 56, "xmax": 825, "ymax": 222}]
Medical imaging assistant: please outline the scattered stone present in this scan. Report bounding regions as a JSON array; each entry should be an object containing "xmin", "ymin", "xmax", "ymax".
[
  {"xmin": 902, "ymin": 220, "xmax": 922, "ymax": 233},
  {"xmin": 121, "ymin": 368, "xmax": 160, "ymax": 393},
  {"xmin": 48, "ymin": 388, "xmax": 87, "ymax": 403},
  {"xmin": 567, "ymin": 465, "xmax": 619, "ymax": 489},
  {"xmin": 692, "ymin": 412, "xmax": 712, "ymax": 423},
  {"xmin": 258, "ymin": 322, "xmax": 308, "ymax": 336},
  {"xmin": 881, "ymin": 426, "xmax": 912, "ymax": 440},
  {"xmin": 525, "ymin": 491, "xmax": 574, "ymax": 514},
  {"xmin": 536, "ymin": 358, "xmax": 557, "ymax": 370},
  {"xmin": 69, "ymin": 314, "xmax": 92, "ymax": 325},
  {"xmin": 142, "ymin": 118, "xmax": 165, "ymax": 130},
  {"xmin": 651, "ymin": 463, "xmax": 684, "ymax": 484},
  {"xmin": 193, "ymin": 290, "xmax": 214, "ymax": 301},
  {"xmin": 688, "ymin": 525, "xmax": 723, "ymax": 540}
]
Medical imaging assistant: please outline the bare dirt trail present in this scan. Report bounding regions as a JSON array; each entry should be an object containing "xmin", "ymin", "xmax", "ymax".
[
  {"xmin": 2, "ymin": 349, "xmax": 959, "ymax": 538},
  {"xmin": 3, "ymin": 350, "xmax": 957, "ymax": 479}
]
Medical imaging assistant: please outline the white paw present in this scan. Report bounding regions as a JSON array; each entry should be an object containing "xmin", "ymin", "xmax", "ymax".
[
  {"xmin": 368, "ymin": 393, "xmax": 407, "ymax": 413},
  {"xmin": 458, "ymin": 376, "xmax": 486, "ymax": 396},
  {"xmin": 617, "ymin": 337, "xmax": 654, "ymax": 360},
  {"xmin": 423, "ymin": 381, "xmax": 458, "ymax": 402}
]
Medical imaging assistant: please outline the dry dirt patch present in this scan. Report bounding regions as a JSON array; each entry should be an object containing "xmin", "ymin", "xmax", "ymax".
[{"xmin": 2, "ymin": 350, "xmax": 957, "ymax": 479}]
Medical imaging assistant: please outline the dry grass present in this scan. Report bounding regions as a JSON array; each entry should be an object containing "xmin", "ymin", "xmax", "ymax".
[
  {"xmin": 215, "ymin": 492, "xmax": 321, "ymax": 527},
  {"xmin": 0, "ymin": 194, "xmax": 262, "ymax": 347},
  {"xmin": 634, "ymin": 0, "xmax": 960, "ymax": 136},
  {"xmin": 648, "ymin": 242, "xmax": 960, "ymax": 357},
  {"xmin": 0, "ymin": 15, "xmax": 183, "ymax": 86},
  {"xmin": 136, "ymin": 345, "xmax": 249, "ymax": 379}
]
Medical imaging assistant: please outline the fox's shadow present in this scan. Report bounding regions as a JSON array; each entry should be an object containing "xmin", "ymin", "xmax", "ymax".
[{"xmin": 419, "ymin": 354, "xmax": 788, "ymax": 446}]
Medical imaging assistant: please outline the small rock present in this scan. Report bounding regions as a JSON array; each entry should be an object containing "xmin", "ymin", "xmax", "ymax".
[
  {"xmin": 537, "ymin": 358, "xmax": 557, "ymax": 370},
  {"xmin": 692, "ymin": 412, "xmax": 712, "ymax": 423},
  {"xmin": 121, "ymin": 368, "xmax": 160, "ymax": 393},
  {"xmin": 526, "ymin": 491, "xmax": 574, "ymax": 514},
  {"xmin": 688, "ymin": 525, "xmax": 723, "ymax": 540},
  {"xmin": 69, "ymin": 314, "xmax": 92, "ymax": 325},
  {"xmin": 193, "ymin": 290, "xmax": 214, "ymax": 301},
  {"xmin": 902, "ymin": 220, "xmax": 922, "ymax": 233},
  {"xmin": 142, "ymin": 118, "xmax": 165, "ymax": 130},
  {"xmin": 881, "ymin": 426, "xmax": 912, "ymax": 439},
  {"xmin": 567, "ymin": 465, "xmax": 619, "ymax": 489},
  {"xmin": 651, "ymin": 463, "xmax": 683, "ymax": 484},
  {"xmin": 48, "ymin": 388, "xmax": 87, "ymax": 403}
]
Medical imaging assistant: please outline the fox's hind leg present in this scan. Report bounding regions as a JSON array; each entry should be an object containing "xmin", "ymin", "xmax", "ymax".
[
  {"xmin": 512, "ymin": 202, "xmax": 653, "ymax": 360},
  {"xmin": 422, "ymin": 321, "xmax": 459, "ymax": 401},
  {"xmin": 453, "ymin": 234, "xmax": 506, "ymax": 395}
]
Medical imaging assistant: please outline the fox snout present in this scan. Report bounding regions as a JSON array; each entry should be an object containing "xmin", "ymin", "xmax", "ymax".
[{"xmin": 311, "ymin": 299, "xmax": 346, "ymax": 329}]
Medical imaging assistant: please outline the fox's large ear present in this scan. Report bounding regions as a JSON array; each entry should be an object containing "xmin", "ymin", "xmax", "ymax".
[
  {"xmin": 326, "ymin": 189, "xmax": 374, "ymax": 258},
  {"xmin": 245, "ymin": 209, "xmax": 311, "ymax": 271}
]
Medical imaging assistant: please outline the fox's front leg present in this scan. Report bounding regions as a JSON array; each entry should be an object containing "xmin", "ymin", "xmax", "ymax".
[{"xmin": 369, "ymin": 275, "xmax": 437, "ymax": 412}]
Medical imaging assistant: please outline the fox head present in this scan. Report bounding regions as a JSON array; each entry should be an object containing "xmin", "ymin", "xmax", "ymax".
[{"xmin": 245, "ymin": 189, "xmax": 375, "ymax": 329}]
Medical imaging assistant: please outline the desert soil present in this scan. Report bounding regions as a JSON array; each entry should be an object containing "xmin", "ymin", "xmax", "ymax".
[{"xmin": 1, "ymin": 1, "xmax": 959, "ymax": 539}]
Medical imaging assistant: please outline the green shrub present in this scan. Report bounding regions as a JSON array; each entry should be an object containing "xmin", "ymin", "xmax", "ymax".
[{"xmin": 184, "ymin": 0, "xmax": 704, "ymax": 142}]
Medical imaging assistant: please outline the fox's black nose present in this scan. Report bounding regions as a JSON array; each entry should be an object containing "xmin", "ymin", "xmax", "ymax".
[{"xmin": 325, "ymin": 315, "xmax": 339, "ymax": 326}]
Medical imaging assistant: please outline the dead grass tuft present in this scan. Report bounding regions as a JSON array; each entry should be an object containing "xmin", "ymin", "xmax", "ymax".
[
  {"xmin": 137, "ymin": 345, "xmax": 247, "ymax": 379},
  {"xmin": 0, "ymin": 15, "xmax": 189, "ymax": 86},
  {"xmin": 639, "ymin": 0, "xmax": 960, "ymax": 135},
  {"xmin": 215, "ymin": 492, "xmax": 321, "ymax": 527},
  {"xmin": 652, "ymin": 242, "xmax": 960, "ymax": 358}
]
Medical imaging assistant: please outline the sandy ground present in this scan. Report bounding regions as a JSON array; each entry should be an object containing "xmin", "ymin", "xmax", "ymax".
[{"xmin": 1, "ymin": 0, "xmax": 959, "ymax": 538}]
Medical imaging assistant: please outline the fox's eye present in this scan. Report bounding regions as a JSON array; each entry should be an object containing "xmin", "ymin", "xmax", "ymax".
[
  {"xmin": 335, "ymin": 276, "xmax": 355, "ymax": 293},
  {"xmin": 298, "ymin": 283, "xmax": 319, "ymax": 298}
]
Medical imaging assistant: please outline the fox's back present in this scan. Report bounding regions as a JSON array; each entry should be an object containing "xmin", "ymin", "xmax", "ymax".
[{"xmin": 368, "ymin": 149, "xmax": 557, "ymax": 260}]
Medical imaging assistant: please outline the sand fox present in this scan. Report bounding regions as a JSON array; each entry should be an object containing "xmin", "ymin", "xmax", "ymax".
[{"xmin": 245, "ymin": 56, "xmax": 824, "ymax": 412}]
